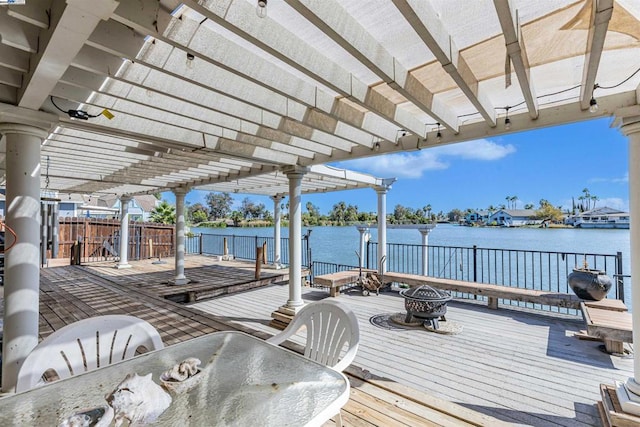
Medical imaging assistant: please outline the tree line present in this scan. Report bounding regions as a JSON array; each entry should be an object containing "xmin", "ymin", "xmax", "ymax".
[{"xmin": 148, "ymin": 188, "xmax": 600, "ymax": 226}]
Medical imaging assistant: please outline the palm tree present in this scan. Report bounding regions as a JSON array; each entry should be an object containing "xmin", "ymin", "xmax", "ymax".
[
  {"xmin": 511, "ymin": 196, "xmax": 518, "ymax": 209},
  {"xmin": 149, "ymin": 200, "xmax": 176, "ymax": 224},
  {"xmin": 582, "ymin": 188, "xmax": 591, "ymax": 210}
]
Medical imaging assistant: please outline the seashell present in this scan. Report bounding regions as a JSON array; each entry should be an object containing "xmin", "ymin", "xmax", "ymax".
[
  {"xmin": 160, "ymin": 357, "xmax": 203, "ymax": 393},
  {"xmin": 58, "ymin": 405, "xmax": 113, "ymax": 427},
  {"xmin": 106, "ymin": 373, "xmax": 172, "ymax": 426},
  {"xmin": 162, "ymin": 357, "xmax": 201, "ymax": 382}
]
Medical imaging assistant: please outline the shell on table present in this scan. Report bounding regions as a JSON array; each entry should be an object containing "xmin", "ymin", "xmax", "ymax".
[
  {"xmin": 161, "ymin": 357, "xmax": 201, "ymax": 382},
  {"xmin": 58, "ymin": 405, "xmax": 113, "ymax": 427},
  {"xmin": 160, "ymin": 357, "xmax": 203, "ymax": 393},
  {"xmin": 105, "ymin": 373, "xmax": 172, "ymax": 427}
]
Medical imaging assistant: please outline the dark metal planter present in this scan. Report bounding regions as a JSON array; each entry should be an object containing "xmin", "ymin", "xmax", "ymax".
[{"xmin": 567, "ymin": 268, "xmax": 612, "ymax": 301}]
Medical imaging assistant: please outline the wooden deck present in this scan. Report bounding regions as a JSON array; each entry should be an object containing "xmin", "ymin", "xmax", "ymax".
[
  {"xmin": 192, "ymin": 282, "xmax": 634, "ymax": 426},
  {"xmin": 1, "ymin": 255, "xmax": 633, "ymax": 426},
  {"xmin": 1, "ymin": 256, "xmax": 513, "ymax": 426}
]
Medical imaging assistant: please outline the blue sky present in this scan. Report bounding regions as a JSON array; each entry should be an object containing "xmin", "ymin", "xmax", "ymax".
[{"xmin": 163, "ymin": 117, "xmax": 629, "ymax": 215}]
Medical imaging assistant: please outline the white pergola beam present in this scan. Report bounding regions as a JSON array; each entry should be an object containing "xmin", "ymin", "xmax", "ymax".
[
  {"xmin": 18, "ymin": 0, "xmax": 119, "ymax": 110},
  {"xmin": 285, "ymin": 0, "xmax": 458, "ymax": 132},
  {"xmin": 393, "ymin": 0, "xmax": 496, "ymax": 127},
  {"xmin": 0, "ymin": 44, "xmax": 30, "ymax": 73},
  {"xmin": 57, "ymin": 67, "xmax": 341, "ymax": 157},
  {"xmin": 109, "ymin": 9, "xmax": 396, "ymax": 146},
  {"xmin": 493, "ymin": 0, "xmax": 539, "ymax": 119},
  {"xmin": 0, "ymin": 8, "xmax": 38, "ymax": 53},
  {"xmin": 182, "ymin": 0, "xmax": 427, "ymax": 137},
  {"xmin": 580, "ymin": 0, "xmax": 614, "ymax": 110}
]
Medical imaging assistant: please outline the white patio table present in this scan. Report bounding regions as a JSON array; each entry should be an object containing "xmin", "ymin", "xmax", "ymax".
[{"xmin": 0, "ymin": 331, "xmax": 350, "ymax": 426}]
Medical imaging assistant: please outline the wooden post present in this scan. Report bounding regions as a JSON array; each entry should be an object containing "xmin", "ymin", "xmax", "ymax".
[
  {"xmin": 223, "ymin": 237, "xmax": 228, "ymax": 256},
  {"xmin": 262, "ymin": 241, "xmax": 267, "ymax": 264},
  {"xmin": 255, "ymin": 246, "xmax": 264, "ymax": 279},
  {"xmin": 149, "ymin": 239, "xmax": 153, "ymax": 260}
]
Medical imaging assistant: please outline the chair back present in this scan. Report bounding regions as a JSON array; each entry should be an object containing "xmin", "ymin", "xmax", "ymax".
[
  {"xmin": 266, "ymin": 300, "xmax": 359, "ymax": 372},
  {"xmin": 16, "ymin": 315, "xmax": 163, "ymax": 392}
]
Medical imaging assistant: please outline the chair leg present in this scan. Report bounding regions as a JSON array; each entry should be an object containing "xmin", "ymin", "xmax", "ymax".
[{"xmin": 334, "ymin": 411, "xmax": 343, "ymax": 427}]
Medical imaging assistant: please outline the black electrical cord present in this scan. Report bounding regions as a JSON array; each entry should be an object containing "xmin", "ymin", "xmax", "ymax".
[
  {"xmin": 49, "ymin": 95, "xmax": 100, "ymax": 120},
  {"xmin": 596, "ymin": 66, "xmax": 640, "ymax": 90}
]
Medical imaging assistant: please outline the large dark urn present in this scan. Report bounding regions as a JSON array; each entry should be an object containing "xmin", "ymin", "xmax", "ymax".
[{"xmin": 567, "ymin": 268, "xmax": 612, "ymax": 301}]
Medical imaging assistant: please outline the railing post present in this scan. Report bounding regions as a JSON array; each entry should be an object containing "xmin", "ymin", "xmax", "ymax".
[
  {"xmin": 616, "ymin": 251, "xmax": 625, "ymax": 302},
  {"xmin": 365, "ymin": 241, "xmax": 370, "ymax": 270},
  {"xmin": 199, "ymin": 233, "xmax": 203, "ymax": 255},
  {"xmin": 473, "ymin": 245, "xmax": 478, "ymax": 282}
]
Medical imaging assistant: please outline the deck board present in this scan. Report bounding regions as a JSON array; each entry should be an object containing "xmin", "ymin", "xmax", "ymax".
[
  {"xmin": 192, "ymin": 283, "xmax": 633, "ymax": 426},
  {"xmin": 1, "ymin": 256, "xmax": 628, "ymax": 426}
]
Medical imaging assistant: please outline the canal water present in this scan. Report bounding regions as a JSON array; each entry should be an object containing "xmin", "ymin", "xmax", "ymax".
[{"xmin": 191, "ymin": 224, "xmax": 631, "ymax": 304}]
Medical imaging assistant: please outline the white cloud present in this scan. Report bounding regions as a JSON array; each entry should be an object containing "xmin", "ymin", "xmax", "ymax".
[
  {"xmin": 340, "ymin": 151, "xmax": 448, "ymax": 178},
  {"xmin": 336, "ymin": 139, "xmax": 515, "ymax": 179},
  {"xmin": 430, "ymin": 139, "xmax": 516, "ymax": 160},
  {"xmin": 589, "ymin": 172, "xmax": 628, "ymax": 184},
  {"xmin": 595, "ymin": 197, "xmax": 628, "ymax": 211}
]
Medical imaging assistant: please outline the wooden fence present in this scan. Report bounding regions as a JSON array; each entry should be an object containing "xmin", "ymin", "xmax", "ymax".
[{"xmin": 58, "ymin": 218, "xmax": 175, "ymax": 263}]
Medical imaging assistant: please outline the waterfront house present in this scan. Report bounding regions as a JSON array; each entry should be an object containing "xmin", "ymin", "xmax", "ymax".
[
  {"xmin": 568, "ymin": 206, "xmax": 630, "ymax": 229},
  {"xmin": 487, "ymin": 209, "xmax": 538, "ymax": 227},
  {"xmin": 57, "ymin": 194, "xmax": 159, "ymax": 221},
  {"xmin": 465, "ymin": 210, "xmax": 490, "ymax": 225}
]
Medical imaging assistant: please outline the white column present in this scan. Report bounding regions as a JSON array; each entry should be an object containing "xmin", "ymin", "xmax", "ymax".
[
  {"xmin": 284, "ymin": 167, "xmax": 307, "ymax": 310},
  {"xmin": 618, "ymin": 117, "xmax": 640, "ymax": 413},
  {"xmin": 376, "ymin": 185, "xmax": 390, "ymax": 273},
  {"xmin": 271, "ymin": 194, "xmax": 284, "ymax": 269},
  {"xmin": 419, "ymin": 226, "xmax": 435, "ymax": 276},
  {"xmin": 116, "ymin": 196, "xmax": 132, "ymax": 269},
  {"xmin": 173, "ymin": 188, "xmax": 189, "ymax": 285},
  {"xmin": 356, "ymin": 226, "xmax": 369, "ymax": 268},
  {"xmin": 0, "ymin": 123, "xmax": 47, "ymax": 392}
]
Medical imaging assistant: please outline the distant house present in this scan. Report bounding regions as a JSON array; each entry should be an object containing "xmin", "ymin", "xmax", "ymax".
[
  {"xmin": 59, "ymin": 194, "xmax": 159, "ymax": 221},
  {"xmin": 465, "ymin": 210, "xmax": 490, "ymax": 225},
  {"xmin": 567, "ymin": 207, "xmax": 629, "ymax": 229},
  {"xmin": 487, "ymin": 209, "xmax": 538, "ymax": 227}
]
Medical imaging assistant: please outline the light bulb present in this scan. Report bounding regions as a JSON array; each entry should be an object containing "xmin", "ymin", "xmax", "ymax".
[
  {"xmin": 436, "ymin": 131, "xmax": 442, "ymax": 142},
  {"xmin": 504, "ymin": 117, "xmax": 511, "ymax": 130},
  {"xmin": 589, "ymin": 97, "xmax": 598, "ymax": 113},
  {"xmin": 256, "ymin": 0, "xmax": 267, "ymax": 18},
  {"xmin": 186, "ymin": 53, "xmax": 194, "ymax": 69}
]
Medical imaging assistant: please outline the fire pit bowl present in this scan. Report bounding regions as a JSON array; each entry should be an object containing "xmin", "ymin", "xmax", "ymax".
[{"xmin": 400, "ymin": 285, "xmax": 452, "ymax": 329}]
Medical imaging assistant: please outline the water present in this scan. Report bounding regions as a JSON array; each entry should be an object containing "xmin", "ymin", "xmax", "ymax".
[
  {"xmin": 192, "ymin": 223, "xmax": 629, "ymax": 266},
  {"xmin": 191, "ymin": 224, "xmax": 631, "ymax": 304}
]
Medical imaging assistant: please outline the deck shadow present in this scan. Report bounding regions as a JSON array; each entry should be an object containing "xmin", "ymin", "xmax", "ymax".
[{"xmin": 459, "ymin": 401, "xmax": 601, "ymax": 427}]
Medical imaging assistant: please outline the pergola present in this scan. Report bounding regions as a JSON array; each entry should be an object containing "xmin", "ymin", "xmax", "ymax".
[{"xmin": 1, "ymin": 0, "xmax": 640, "ymax": 410}]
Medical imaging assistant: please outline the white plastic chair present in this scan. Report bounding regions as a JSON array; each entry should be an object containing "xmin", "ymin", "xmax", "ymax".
[
  {"xmin": 266, "ymin": 300, "xmax": 360, "ymax": 426},
  {"xmin": 16, "ymin": 315, "xmax": 164, "ymax": 393}
]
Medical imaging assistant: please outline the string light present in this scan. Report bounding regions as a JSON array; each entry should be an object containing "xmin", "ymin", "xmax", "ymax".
[
  {"xmin": 256, "ymin": 0, "xmax": 267, "ymax": 18},
  {"xmin": 504, "ymin": 106, "xmax": 511, "ymax": 130}
]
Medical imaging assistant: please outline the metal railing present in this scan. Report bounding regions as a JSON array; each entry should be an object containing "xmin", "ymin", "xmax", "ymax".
[
  {"xmin": 186, "ymin": 233, "xmax": 310, "ymax": 267},
  {"xmin": 358, "ymin": 241, "xmax": 626, "ymax": 313},
  {"xmin": 365, "ymin": 242, "xmax": 622, "ymax": 293}
]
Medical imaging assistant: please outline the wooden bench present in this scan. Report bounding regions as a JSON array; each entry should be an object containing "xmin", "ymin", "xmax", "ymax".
[
  {"xmin": 313, "ymin": 269, "xmax": 376, "ymax": 297},
  {"xmin": 382, "ymin": 272, "xmax": 582, "ymax": 310},
  {"xmin": 581, "ymin": 301, "xmax": 632, "ymax": 354}
]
